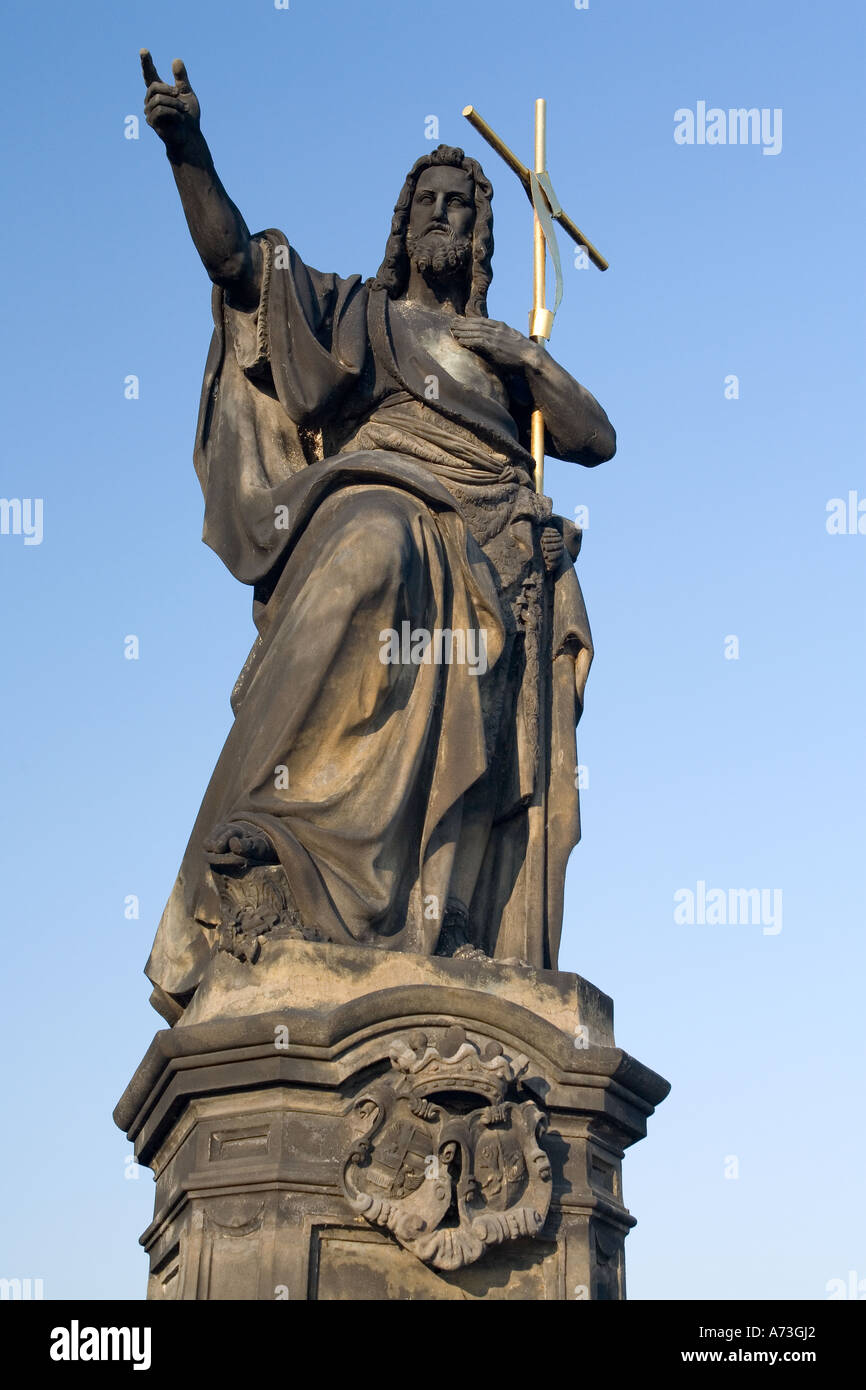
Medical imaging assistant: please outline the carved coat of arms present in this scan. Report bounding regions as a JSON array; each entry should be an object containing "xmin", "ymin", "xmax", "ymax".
[{"xmin": 341, "ymin": 1026, "xmax": 552, "ymax": 1271}]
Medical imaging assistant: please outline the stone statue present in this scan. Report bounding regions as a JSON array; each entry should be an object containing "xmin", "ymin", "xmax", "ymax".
[
  {"xmin": 118, "ymin": 57, "xmax": 667, "ymax": 1305},
  {"xmin": 139, "ymin": 52, "xmax": 616, "ymax": 1026}
]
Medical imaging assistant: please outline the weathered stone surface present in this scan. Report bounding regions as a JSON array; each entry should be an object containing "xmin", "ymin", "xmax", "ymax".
[
  {"xmin": 341, "ymin": 1025, "xmax": 553, "ymax": 1271},
  {"xmin": 180, "ymin": 939, "xmax": 614, "ymax": 1044},
  {"xmin": 115, "ymin": 969, "xmax": 668, "ymax": 1300}
]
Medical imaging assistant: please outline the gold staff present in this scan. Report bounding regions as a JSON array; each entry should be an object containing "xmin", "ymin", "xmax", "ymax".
[{"xmin": 463, "ymin": 102, "xmax": 609, "ymax": 494}]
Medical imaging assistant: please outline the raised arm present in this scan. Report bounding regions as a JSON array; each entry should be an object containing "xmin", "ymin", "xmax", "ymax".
[{"xmin": 140, "ymin": 50, "xmax": 262, "ymax": 310}]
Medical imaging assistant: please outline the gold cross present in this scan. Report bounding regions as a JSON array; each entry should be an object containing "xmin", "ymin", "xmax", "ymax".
[{"xmin": 463, "ymin": 101, "xmax": 609, "ymax": 493}]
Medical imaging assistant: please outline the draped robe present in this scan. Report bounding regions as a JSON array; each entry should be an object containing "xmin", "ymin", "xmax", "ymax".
[{"xmin": 146, "ymin": 231, "xmax": 594, "ymax": 1023}]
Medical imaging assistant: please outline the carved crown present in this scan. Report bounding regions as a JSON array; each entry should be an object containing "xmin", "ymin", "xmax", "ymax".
[{"xmin": 388, "ymin": 1026, "xmax": 528, "ymax": 1105}]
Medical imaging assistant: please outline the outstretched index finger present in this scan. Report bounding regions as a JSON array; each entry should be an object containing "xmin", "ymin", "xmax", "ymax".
[{"xmin": 140, "ymin": 49, "xmax": 163, "ymax": 87}]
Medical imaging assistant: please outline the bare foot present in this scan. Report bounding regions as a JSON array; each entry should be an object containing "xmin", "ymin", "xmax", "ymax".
[
  {"xmin": 203, "ymin": 820, "xmax": 277, "ymax": 866},
  {"xmin": 435, "ymin": 910, "xmax": 492, "ymax": 962},
  {"xmin": 451, "ymin": 942, "xmax": 493, "ymax": 962}
]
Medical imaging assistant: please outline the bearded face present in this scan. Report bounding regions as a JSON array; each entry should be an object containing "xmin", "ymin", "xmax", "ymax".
[
  {"xmin": 405, "ymin": 226, "xmax": 473, "ymax": 279},
  {"xmin": 405, "ymin": 165, "xmax": 476, "ymax": 286}
]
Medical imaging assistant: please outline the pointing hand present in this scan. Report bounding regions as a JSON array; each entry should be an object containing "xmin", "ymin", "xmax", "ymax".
[{"xmin": 140, "ymin": 50, "xmax": 201, "ymax": 154}]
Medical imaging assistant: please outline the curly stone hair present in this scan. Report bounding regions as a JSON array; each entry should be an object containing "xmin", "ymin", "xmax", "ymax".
[{"xmin": 369, "ymin": 144, "xmax": 494, "ymax": 317}]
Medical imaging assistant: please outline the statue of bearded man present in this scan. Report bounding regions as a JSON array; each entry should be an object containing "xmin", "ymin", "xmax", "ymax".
[{"xmin": 139, "ymin": 53, "xmax": 616, "ymax": 1025}]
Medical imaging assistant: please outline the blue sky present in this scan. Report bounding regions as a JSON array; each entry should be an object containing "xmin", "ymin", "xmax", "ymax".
[{"xmin": 1, "ymin": 0, "xmax": 863, "ymax": 1300}]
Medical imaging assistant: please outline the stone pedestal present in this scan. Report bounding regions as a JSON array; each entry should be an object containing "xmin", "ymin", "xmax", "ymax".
[{"xmin": 115, "ymin": 943, "xmax": 668, "ymax": 1300}]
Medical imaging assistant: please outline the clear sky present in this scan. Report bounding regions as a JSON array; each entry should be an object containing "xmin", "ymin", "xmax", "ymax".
[{"xmin": 1, "ymin": 0, "xmax": 863, "ymax": 1301}]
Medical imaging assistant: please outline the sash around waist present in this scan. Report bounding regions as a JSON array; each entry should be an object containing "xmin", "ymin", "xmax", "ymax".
[{"xmin": 340, "ymin": 394, "xmax": 535, "ymax": 489}]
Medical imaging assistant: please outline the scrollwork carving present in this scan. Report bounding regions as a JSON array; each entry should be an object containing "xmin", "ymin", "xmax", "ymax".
[{"xmin": 341, "ymin": 1026, "xmax": 551, "ymax": 1271}]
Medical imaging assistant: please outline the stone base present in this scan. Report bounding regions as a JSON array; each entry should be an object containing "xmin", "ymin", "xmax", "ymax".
[{"xmin": 115, "ymin": 945, "xmax": 668, "ymax": 1300}]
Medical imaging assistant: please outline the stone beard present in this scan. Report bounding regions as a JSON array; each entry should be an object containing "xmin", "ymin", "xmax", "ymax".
[
  {"xmin": 144, "ymin": 149, "xmax": 607, "ymax": 1025},
  {"xmin": 405, "ymin": 228, "xmax": 473, "ymax": 278}
]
